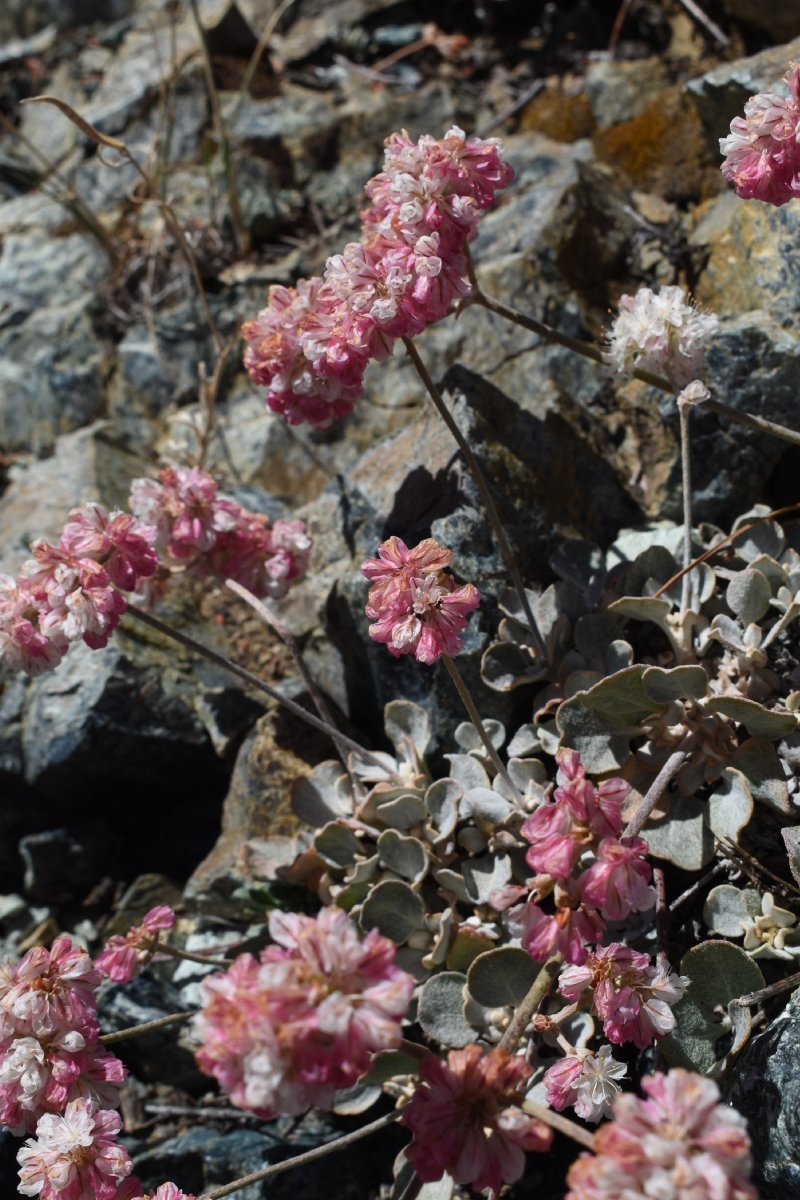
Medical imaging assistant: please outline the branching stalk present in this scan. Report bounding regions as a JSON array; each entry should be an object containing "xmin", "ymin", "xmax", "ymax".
[
  {"xmin": 443, "ymin": 655, "xmax": 523, "ymax": 802},
  {"xmin": 403, "ymin": 337, "xmax": 545, "ymax": 657},
  {"xmin": 205, "ymin": 1110, "xmax": 401, "ymax": 1199},
  {"xmin": 623, "ymin": 750, "xmax": 687, "ymax": 840},
  {"xmin": 124, "ymin": 605, "xmax": 402, "ymax": 780},
  {"xmin": 100, "ymin": 1011, "xmax": 192, "ymax": 1045},
  {"xmin": 498, "ymin": 954, "xmax": 562, "ymax": 1053}
]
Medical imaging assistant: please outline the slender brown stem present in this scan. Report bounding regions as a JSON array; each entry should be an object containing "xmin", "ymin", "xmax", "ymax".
[
  {"xmin": 224, "ymin": 579, "xmax": 357, "ymax": 783},
  {"xmin": 623, "ymin": 750, "xmax": 687, "ymax": 840},
  {"xmin": 160, "ymin": 943, "xmax": 233, "ymax": 969},
  {"xmin": 403, "ymin": 337, "xmax": 545, "ymax": 657},
  {"xmin": 205, "ymin": 1110, "xmax": 400, "ymax": 1198},
  {"xmin": 524, "ymin": 1100, "xmax": 596, "ymax": 1150},
  {"xmin": 731, "ymin": 969, "xmax": 800, "ymax": 1009},
  {"xmin": 100, "ymin": 1011, "xmax": 192, "ymax": 1045},
  {"xmin": 471, "ymin": 284, "xmax": 800, "ymax": 450},
  {"xmin": 498, "ymin": 954, "xmax": 562, "ymax": 1053},
  {"xmin": 186, "ymin": 0, "xmax": 247, "ymax": 255},
  {"xmin": 124, "ymin": 605, "xmax": 401, "ymax": 779},
  {"xmin": 678, "ymin": 399, "xmax": 693, "ymax": 618},
  {"xmin": 442, "ymin": 655, "xmax": 523, "ymax": 802}
]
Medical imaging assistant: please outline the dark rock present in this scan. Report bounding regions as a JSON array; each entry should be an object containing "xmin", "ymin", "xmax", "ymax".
[
  {"xmin": 19, "ymin": 824, "xmax": 121, "ymax": 904},
  {"xmin": 687, "ymin": 40, "xmax": 800, "ymax": 151},
  {"xmin": 98, "ymin": 973, "xmax": 205, "ymax": 1094},
  {"xmin": 727, "ymin": 986, "xmax": 800, "ymax": 1198}
]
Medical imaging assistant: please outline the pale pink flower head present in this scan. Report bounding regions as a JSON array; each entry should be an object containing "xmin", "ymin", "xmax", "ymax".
[
  {"xmin": 507, "ymin": 890, "xmax": 605, "ymax": 965},
  {"xmin": 95, "ymin": 906, "xmax": 176, "ymax": 984},
  {"xmin": 362, "ymin": 536, "xmax": 479, "ymax": 665},
  {"xmin": 720, "ymin": 62, "xmax": 800, "ymax": 206},
  {"xmin": 59, "ymin": 503, "xmax": 158, "ymax": 592},
  {"xmin": 578, "ymin": 836, "xmax": 655, "ymax": 921},
  {"xmin": 605, "ymin": 285, "xmax": 719, "ymax": 389},
  {"xmin": 17, "ymin": 1098, "xmax": 132, "ymax": 1200},
  {"xmin": 544, "ymin": 1045, "xmax": 627, "ymax": 1124},
  {"xmin": 566, "ymin": 1068, "xmax": 756, "ymax": 1200},
  {"xmin": 558, "ymin": 943, "xmax": 688, "ymax": 1049},
  {"xmin": 402, "ymin": 1044, "xmax": 551, "ymax": 1193},
  {"xmin": 0, "ymin": 575, "xmax": 67, "ymax": 677},
  {"xmin": 6, "ymin": 936, "xmax": 101, "ymax": 1038},
  {"xmin": 0, "ymin": 1029, "xmax": 127, "ymax": 1133},
  {"xmin": 193, "ymin": 907, "xmax": 414, "ymax": 1119}
]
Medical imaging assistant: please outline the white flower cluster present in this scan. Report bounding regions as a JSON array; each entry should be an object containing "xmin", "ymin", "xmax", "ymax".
[{"xmin": 606, "ymin": 285, "xmax": 719, "ymax": 389}]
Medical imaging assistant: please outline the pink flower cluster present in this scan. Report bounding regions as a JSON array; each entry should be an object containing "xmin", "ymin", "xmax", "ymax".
[
  {"xmin": 402, "ymin": 1045, "xmax": 552, "ymax": 1194},
  {"xmin": 566, "ymin": 1068, "xmax": 756, "ymax": 1200},
  {"xmin": 720, "ymin": 61, "xmax": 800, "ymax": 206},
  {"xmin": 193, "ymin": 907, "xmax": 414, "ymax": 1119},
  {"xmin": 605, "ymin": 285, "xmax": 718, "ymax": 389},
  {"xmin": 95, "ymin": 906, "xmax": 176, "ymax": 985},
  {"xmin": 543, "ymin": 1044, "xmax": 627, "ymax": 1124},
  {"xmin": 0, "ymin": 936, "xmax": 125, "ymax": 1134},
  {"xmin": 361, "ymin": 536, "xmax": 480, "ymax": 664},
  {"xmin": 17, "ymin": 1098, "xmax": 131, "ymax": 1200},
  {"xmin": 242, "ymin": 126, "xmax": 513, "ymax": 428},
  {"xmin": 506, "ymin": 750, "xmax": 654, "ymax": 964},
  {"xmin": 558, "ymin": 943, "xmax": 688, "ymax": 1049},
  {"xmin": 128, "ymin": 466, "xmax": 311, "ymax": 601},
  {"xmin": 0, "ymin": 466, "xmax": 310, "ymax": 678}
]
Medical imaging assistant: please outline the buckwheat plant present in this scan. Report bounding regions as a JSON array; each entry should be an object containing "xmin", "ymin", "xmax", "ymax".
[{"xmin": 1, "ymin": 92, "xmax": 783, "ymax": 1199}]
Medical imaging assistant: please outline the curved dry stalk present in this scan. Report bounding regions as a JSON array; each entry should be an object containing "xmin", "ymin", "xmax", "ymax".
[
  {"xmin": 100, "ymin": 1011, "xmax": 193, "ymax": 1045},
  {"xmin": 442, "ymin": 654, "xmax": 524, "ymax": 803},
  {"xmin": 623, "ymin": 750, "xmax": 687, "ymax": 840},
  {"xmin": 205, "ymin": 1110, "xmax": 401, "ymax": 1199},
  {"xmin": 403, "ymin": 337, "xmax": 545, "ymax": 658},
  {"xmin": 124, "ymin": 605, "xmax": 400, "ymax": 779}
]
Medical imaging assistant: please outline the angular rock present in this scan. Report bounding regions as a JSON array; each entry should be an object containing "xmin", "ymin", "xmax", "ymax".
[
  {"xmin": 727, "ymin": 985, "xmax": 800, "ymax": 1198},
  {"xmin": 719, "ymin": 0, "xmax": 800, "ymax": 42},
  {"xmin": 686, "ymin": 39, "xmax": 800, "ymax": 148}
]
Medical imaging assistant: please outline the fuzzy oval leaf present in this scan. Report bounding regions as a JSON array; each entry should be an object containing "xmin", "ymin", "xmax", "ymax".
[
  {"xmin": 707, "ymin": 767, "xmax": 754, "ymax": 843},
  {"xmin": 507, "ymin": 724, "xmax": 540, "ymax": 757},
  {"xmin": 332, "ymin": 1083, "xmax": 381, "ymax": 1115},
  {"xmin": 314, "ymin": 822, "xmax": 363, "ymax": 869},
  {"xmin": 466, "ymin": 947, "xmax": 540, "ymax": 1008},
  {"xmin": 642, "ymin": 664, "xmax": 709, "ymax": 704},
  {"xmin": 731, "ymin": 738, "xmax": 791, "ymax": 814},
  {"xmin": 707, "ymin": 696, "xmax": 797, "ymax": 739},
  {"xmin": 481, "ymin": 641, "xmax": 542, "ymax": 692},
  {"xmin": 444, "ymin": 754, "xmax": 490, "ymax": 789},
  {"xmin": 461, "ymin": 854, "xmax": 513, "ymax": 904},
  {"xmin": 608, "ymin": 595, "xmax": 673, "ymax": 634},
  {"xmin": 461, "ymin": 787, "xmax": 512, "ymax": 828},
  {"xmin": 376, "ymin": 829, "xmax": 428, "ymax": 883},
  {"xmin": 782, "ymin": 826, "xmax": 800, "ymax": 888},
  {"xmin": 731, "ymin": 511, "xmax": 785, "ymax": 561},
  {"xmin": 392, "ymin": 1151, "xmax": 454, "ymax": 1200},
  {"xmin": 556, "ymin": 666, "xmax": 653, "ymax": 772},
  {"xmin": 360, "ymin": 880, "xmax": 425, "ymax": 944},
  {"xmin": 371, "ymin": 793, "xmax": 428, "ymax": 829},
  {"xmin": 292, "ymin": 761, "xmax": 352, "ymax": 826},
  {"xmin": 703, "ymin": 885, "xmax": 762, "ymax": 936},
  {"xmin": 726, "ymin": 568, "xmax": 772, "ymax": 626},
  {"xmin": 455, "ymin": 720, "xmax": 505, "ymax": 753},
  {"xmin": 659, "ymin": 941, "xmax": 765, "ymax": 1073},
  {"xmin": 416, "ymin": 972, "xmax": 476, "ymax": 1048},
  {"xmin": 424, "ymin": 778, "xmax": 462, "ymax": 841},
  {"xmin": 385, "ymin": 700, "xmax": 431, "ymax": 762},
  {"xmin": 640, "ymin": 794, "xmax": 714, "ymax": 870}
]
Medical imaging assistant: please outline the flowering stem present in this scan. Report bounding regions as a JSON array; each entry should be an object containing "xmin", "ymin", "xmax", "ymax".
[
  {"xmin": 204, "ymin": 1110, "xmax": 401, "ymax": 1198},
  {"xmin": 225, "ymin": 579, "xmax": 360, "ymax": 787},
  {"xmin": 124, "ymin": 606, "xmax": 402, "ymax": 780},
  {"xmin": 100, "ymin": 1011, "xmax": 193, "ymax": 1045},
  {"xmin": 466, "ymin": 266, "xmax": 800, "ymax": 451},
  {"xmin": 678, "ymin": 397, "xmax": 693, "ymax": 618},
  {"xmin": 498, "ymin": 953, "xmax": 562, "ymax": 1054},
  {"xmin": 402, "ymin": 337, "xmax": 546, "ymax": 658},
  {"xmin": 442, "ymin": 655, "xmax": 523, "ymax": 801},
  {"xmin": 622, "ymin": 750, "xmax": 687, "ymax": 840},
  {"xmin": 523, "ymin": 1100, "xmax": 596, "ymax": 1150},
  {"xmin": 158, "ymin": 943, "xmax": 233, "ymax": 969}
]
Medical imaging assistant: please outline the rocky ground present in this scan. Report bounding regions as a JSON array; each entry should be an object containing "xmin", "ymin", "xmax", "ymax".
[{"xmin": 2, "ymin": 0, "xmax": 800, "ymax": 1195}]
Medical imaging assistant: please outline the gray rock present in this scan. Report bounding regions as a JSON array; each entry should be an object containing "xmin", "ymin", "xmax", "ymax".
[
  {"xmin": 686, "ymin": 39, "xmax": 800, "ymax": 148},
  {"xmin": 585, "ymin": 58, "xmax": 671, "ymax": 129},
  {"xmin": 0, "ymin": 299, "xmax": 110, "ymax": 455},
  {"xmin": 97, "ymin": 973, "xmax": 205, "ymax": 1093},
  {"xmin": 19, "ymin": 824, "xmax": 120, "ymax": 903},
  {"xmin": 727, "ymin": 985, "xmax": 800, "ymax": 1198},
  {"xmin": 0, "ymin": 0, "xmax": 132, "ymax": 39},
  {"xmin": 0, "ymin": 232, "xmax": 110, "ymax": 317}
]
